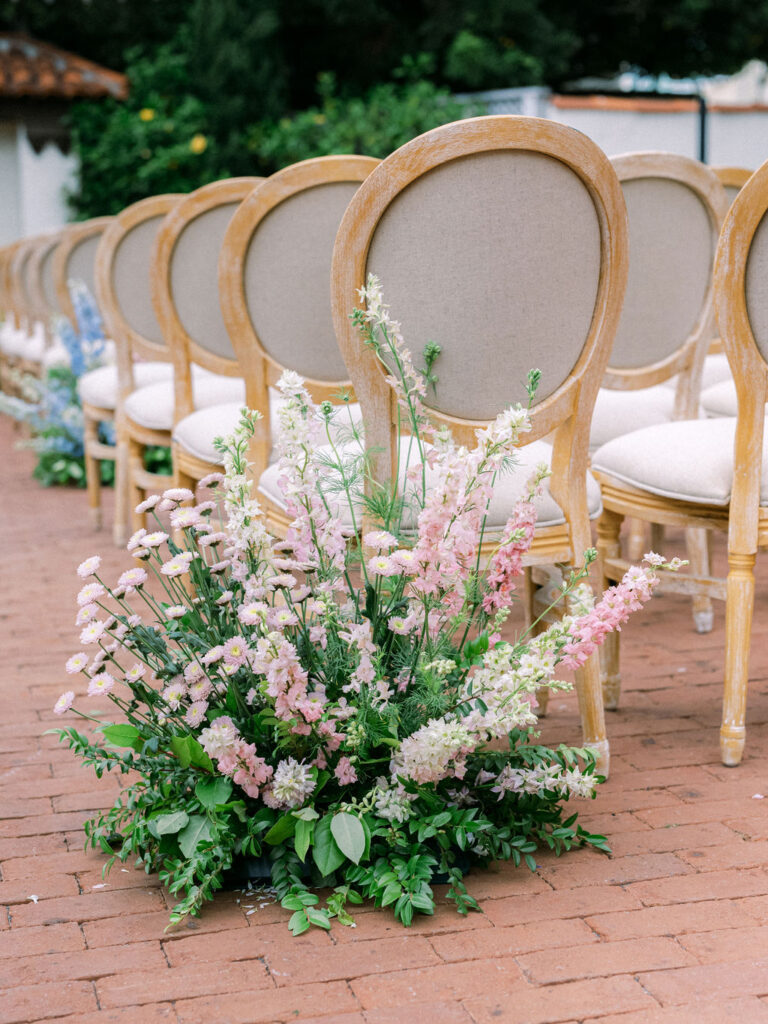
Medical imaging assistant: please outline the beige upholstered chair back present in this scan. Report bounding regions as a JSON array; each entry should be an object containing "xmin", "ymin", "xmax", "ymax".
[
  {"xmin": 94, "ymin": 195, "xmax": 183, "ymax": 385},
  {"xmin": 54, "ymin": 218, "xmax": 113, "ymax": 325},
  {"xmin": 0, "ymin": 242, "xmax": 22, "ymax": 321},
  {"xmin": 219, "ymin": 156, "xmax": 380, "ymax": 415},
  {"xmin": 151, "ymin": 177, "xmax": 262, "ymax": 419},
  {"xmin": 29, "ymin": 232, "xmax": 63, "ymax": 322},
  {"xmin": 10, "ymin": 237, "xmax": 38, "ymax": 323},
  {"xmin": 332, "ymin": 117, "xmax": 628, "ymax": 482},
  {"xmin": 604, "ymin": 153, "xmax": 729, "ymax": 409}
]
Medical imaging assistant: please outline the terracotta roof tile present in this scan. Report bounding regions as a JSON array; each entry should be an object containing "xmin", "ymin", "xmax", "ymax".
[{"xmin": 0, "ymin": 32, "xmax": 127, "ymax": 100}]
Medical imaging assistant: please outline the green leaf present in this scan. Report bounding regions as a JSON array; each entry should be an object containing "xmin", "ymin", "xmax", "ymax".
[
  {"xmin": 330, "ymin": 812, "xmax": 366, "ymax": 865},
  {"xmin": 178, "ymin": 815, "xmax": 213, "ymax": 858},
  {"xmin": 264, "ymin": 813, "xmax": 297, "ymax": 845},
  {"xmin": 312, "ymin": 815, "xmax": 345, "ymax": 876},
  {"xmin": 306, "ymin": 907, "xmax": 332, "ymax": 930},
  {"xmin": 195, "ymin": 777, "xmax": 232, "ymax": 809},
  {"xmin": 294, "ymin": 818, "xmax": 314, "ymax": 862},
  {"xmin": 101, "ymin": 724, "xmax": 142, "ymax": 750},
  {"xmin": 292, "ymin": 806, "xmax": 319, "ymax": 821},
  {"xmin": 288, "ymin": 910, "xmax": 310, "ymax": 935},
  {"xmin": 153, "ymin": 811, "xmax": 189, "ymax": 836},
  {"xmin": 170, "ymin": 735, "xmax": 214, "ymax": 772}
]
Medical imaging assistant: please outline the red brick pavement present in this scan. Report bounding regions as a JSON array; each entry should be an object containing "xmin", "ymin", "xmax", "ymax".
[{"xmin": 2, "ymin": 412, "xmax": 768, "ymax": 1024}]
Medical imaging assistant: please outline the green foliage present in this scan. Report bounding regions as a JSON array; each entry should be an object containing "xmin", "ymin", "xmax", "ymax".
[
  {"xmin": 247, "ymin": 64, "xmax": 483, "ymax": 173},
  {"xmin": 68, "ymin": 44, "xmax": 220, "ymax": 218}
]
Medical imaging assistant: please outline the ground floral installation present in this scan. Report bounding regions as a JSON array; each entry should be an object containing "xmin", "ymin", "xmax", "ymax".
[{"xmin": 51, "ymin": 276, "xmax": 683, "ymax": 933}]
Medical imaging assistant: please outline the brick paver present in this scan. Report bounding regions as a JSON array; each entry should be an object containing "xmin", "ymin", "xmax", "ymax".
[{"xmin": 3, "ymin": 411, "xmax": 768, "ymax": 1023}]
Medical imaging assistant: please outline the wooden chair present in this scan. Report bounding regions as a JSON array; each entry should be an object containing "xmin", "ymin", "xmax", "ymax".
[
  {"xmin": 699, "ymin": 166, "xmax": 756, "ymax": 419},
  {"xmin": 592, "ymin": 155, "xmax": 768, "ymax": 767},
  {"xmin": 331, "ymin": 115, "xmax": 629, "ymax": 774},
  {"xmin": 216, "ymin": 154, "xmax": 379, "ymax": 531},
  {"xmin": 28, "ymin": 230, "xmax": 65, "ymax": 346},
  {"xmin": 5, "ymin": 236, "xmax": 46, "ymax": 371},
  {"xmin": 150, "ymin": 177, "xmax": 262, "ymax": 495},
  {"xmin": 592, "ymin": 153, "xmax": 729, "ymax": 633},
  {"xmin": 90, "ymin": 196, "xmax": 182, "ymax": 541}
]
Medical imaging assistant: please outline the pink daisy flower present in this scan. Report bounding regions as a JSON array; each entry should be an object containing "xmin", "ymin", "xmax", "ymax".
[
  {"xmin": 363, "ymin": 530, "xmax": 397, "ymax": 550},
  {"xmin": 118, "ymin": 568, "xmax": 148, "ymax": 590},
  {"xmin": 170, "ymin": 507, "xmax": 202, "ymax": 530},
  {"xmin": 135, "ymin": 495, "xmax": 160, "ymax": 514},
  {"xmin": 185, "ymin": 701, "xmax": 208, "ymax": 727},
  {"xmin": 162, "ymin": 487, "xmax": 195, "ymax": 502},
  {"xmin": 125, "ymin": 663, "xmax": 146, "ymax": 683},
  {"xmin": 77, "ymin": 582, "xmax": 105, "ymax": 606},
  {"xmin": 65, "ymin": 652, "xmax": 89, "ymax": 674},
  {"xmin": 368, "ymin": 555, "xmax": 395, "ymax": 576},
  {"xmin": 143, "ymin": 531, "xmax": 169, "ymax": 549},
  {"xmin": 197, "ymin": 472, "xmax": 224, "ymax": 489},
  {"xmin": 87, "ymin": 672, "xmax": 115, "ymax": 696},
  {"xmin": 76, "ymin": 556, "xmax": 101, "ymax": 579},
  {"xmin": 165, "ymin": 605, "xmax": 187, "ymax": 620},
  {"xmin": 75, "ymin": 603, "xmax": 99, "ymax": 626},
  {"xmin": 161, "ymin": 556, "xmax": 191, "ymax": 577},
  {"xmin": 53, "ymin": 691, "xmax": 75, "ymax": 715},
  {"xmin": 79, "ymin": 621, "xmax": 106, "ymax": 645},
  {"xmin": 126, "ymin": 528, "xmax": 147, "ymax": 552}
]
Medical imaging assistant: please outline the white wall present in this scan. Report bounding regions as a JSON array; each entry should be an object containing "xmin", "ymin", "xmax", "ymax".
[
  {"xmin": 546, "ymin": 104, "xmax": 700, "ymax": 159},
  {"xmin": 17, "ymin": 124, "xmax": 77, "ymax": 238},
  {"xmin": 708, "ymin": 110, "xmax": 768, "ymax": 170}
]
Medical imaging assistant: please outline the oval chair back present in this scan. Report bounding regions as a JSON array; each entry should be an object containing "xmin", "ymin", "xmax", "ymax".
[
  {"xmin": 219, "ymin": 155, "xmax": 379, "ymax": 472},
  {"xmin": 151, "ymin": 177, "xmax": 263, "ymax": 422},
  {"xmin": 603, "ymin": 153, "xmax": 729, "ymax": 418}
]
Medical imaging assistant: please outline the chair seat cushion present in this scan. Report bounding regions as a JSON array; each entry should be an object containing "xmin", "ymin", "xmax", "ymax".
[
  {"xmin": 590, "ymin": 385, "xmax": 676, "ymax": 450},
  {"xmin": 592, "ymin": 417, "xmax": 768, "ymax": 507},
  {"xmin": 661, "ymin": 352, "xmax": 733, "ymax": 391},
  {"xmin": 78, "ymin": 362, "xmax": 174, "ymax": 411},
  {"xmin": 258, "ymin": 437, "xmax": 602, "ymax": 531},
  {"xmin": 173, "ymin": 396, "xmax": 364, "ymax": 466},
  {"xmin": 701, "ymin": 379, "xmax": 737, "ymax": 418},
  {"xmin": 124, "ymin": 369, "xmax": 246, "ymax": 431}
]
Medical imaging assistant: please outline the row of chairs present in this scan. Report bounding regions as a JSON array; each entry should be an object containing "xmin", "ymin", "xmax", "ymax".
[{"xmin": 0, "ymin": 115, "xmax": 763, "ymax": 773}]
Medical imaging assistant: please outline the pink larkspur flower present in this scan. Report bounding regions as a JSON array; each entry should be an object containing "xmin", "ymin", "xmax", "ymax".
[
  {"xmin": 76, "ymin": 556, "xmax": 101, "ymax": 579},
  {"xmin": 334, "ymin": 756, "xmax": 357, "ymax": 785},
  {"xmin": 53, "ymin": 691, "xmax": 74, "ymax": 715}
]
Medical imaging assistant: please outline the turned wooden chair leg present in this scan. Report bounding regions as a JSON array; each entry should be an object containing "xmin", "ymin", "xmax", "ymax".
[
  {"xmin": 574, "ymin": 651, "xmax": 609, "ymax": 778},
  {"xmin": 596, "ymin": 508, "xmax": 624, "ymax": 711},
  {"xmin": 721, "ymin": 549, "xmax": 756, "ymax": 766},
  {"xmin": 523, "ymin": 568, "xmax": 551, "ymax": 718},
  {"xmin": 626, "ymin": 517, "xmax": 647, "ymax": 561},
  {"xmin": 83, "ymin": 415, "xmax": 102, "ymax": 530},
  {"xmin": 686, "ymin": 526, "xmax": 714, "ymax": 634},
  {"xmin": 113, "ymin": 433, "xmax": 130, "ymax": 547},
  {"xmin": 128, "ymin": 436, "xmax": 146, "ymax": 534}
]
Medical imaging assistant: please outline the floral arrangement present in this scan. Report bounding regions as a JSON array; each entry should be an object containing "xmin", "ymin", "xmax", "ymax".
[
  {"xmin": 52, "ymin": 277, "xmax": 680, "ymax": 932},
  {"xmin": 0, "ymin": 282, "xmax": 170, "ymax": 485}
]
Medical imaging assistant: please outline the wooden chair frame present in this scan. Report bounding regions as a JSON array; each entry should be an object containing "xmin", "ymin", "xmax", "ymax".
[
  {"xmin": 93, "ymin": 196, "xmax": 181, "ymax": 542},
  {"xmin": 28, "ymin": 231, "xmax": 63, "ymax": 338},
  {"xmin": 151, "ymin": 176, "xmax": 263, "ymax": 494},
  {"xmin": 602, "ymin": 153, "xmax": 730, "ymax": 629},
  {"xmin": 218, "ymin": 154, "xmax": 379, "ymax": 530},
  {"xmin": 595, "ymin": 157, "xmax": 768, "ymax": 767},
  {"xmin": 330, "ymin": 115, "xmax": 629, "ymax": 773}
]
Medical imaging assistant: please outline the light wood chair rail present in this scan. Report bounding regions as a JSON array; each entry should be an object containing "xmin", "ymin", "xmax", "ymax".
[
  {"xmin": 218, "ymin": 154, "xmax": 379, "ymax": 508},
  {"xmin": 28, "ymin": 231, "xmax": 64, "ymax": 334},
  {"xmin": 90, "ymin": 195, "xmax": 183, "ymax": 542},
  {"xmin": 330, "ymin": 115, "xmax": 630, "ymax": 773},
  {"xmin": 592, "ymin": 153, "xmax": 768, "ymax": 766},
  {"xmin": 707, "ymin": 167, "xmax": 754, "ymax": 357}
]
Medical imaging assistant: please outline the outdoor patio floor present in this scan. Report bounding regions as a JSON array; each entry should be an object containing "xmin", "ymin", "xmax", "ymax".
[{"xmin": 4, "ymin": 410, "xmax": 768, "ymax": 1024}]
